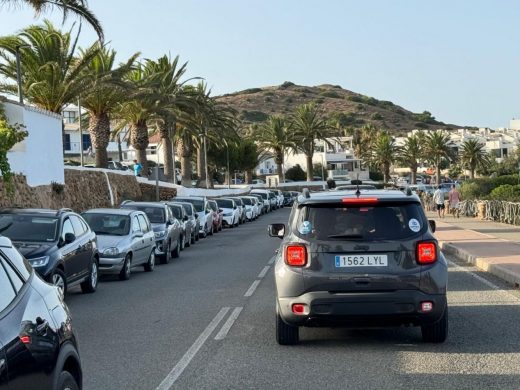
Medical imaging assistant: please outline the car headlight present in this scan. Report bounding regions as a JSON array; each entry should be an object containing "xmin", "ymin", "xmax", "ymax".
[
  {"xmin": 103, "ymin": 247, "xmax": 120, "ymax": 256},
  {"xmin": 155, "ymin": 231, "xmax": 166, "ymax": 239},
  {"xmin": 29, "ymin": 256, "xmax": 49, "ymax": 267}
]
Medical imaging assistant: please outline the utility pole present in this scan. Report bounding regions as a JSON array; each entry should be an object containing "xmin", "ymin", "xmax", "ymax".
[
  {"xmin": 203, "ymin": 130, "xmax": 209, "ymax": 189},
  {"xmin": 226, "ymin": 141, "xmax": 230, "ymax": 189},
  {"xmin": 155, "ymin": 144, "xmax": 160, "ymax": 201},
  {"xmin": 15, "ymin": 45, "xmax": 29, "ymax": 104},
  {"xmin": 78, "ymin": 97, "xmax": 84, "ymax": 167}
]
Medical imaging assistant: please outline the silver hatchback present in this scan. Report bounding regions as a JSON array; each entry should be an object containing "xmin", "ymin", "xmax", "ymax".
[{"xmin": 82, "ymin": 208, "xmax": 156, "ymax": 280}]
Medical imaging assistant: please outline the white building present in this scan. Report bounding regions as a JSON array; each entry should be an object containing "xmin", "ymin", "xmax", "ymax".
[
  {"xmin": 255, "ymin": 136, "xmax": 369, "ymax": 181},
  {"xmin": 4, "ymin": 100, "xmax": 64, "ymax": 185}
]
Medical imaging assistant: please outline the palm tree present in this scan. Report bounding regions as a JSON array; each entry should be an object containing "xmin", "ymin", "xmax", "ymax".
[
  {"xmin": 291, "ymin": 103, "xmax": 334, "ymax": 181},
  {"xmin": 80, "ymin": 46, "xmax": 138, "ymax": 168},
  {"xmin": 397, "ymin": 134, "xmax": 422, "ymax": 184},
  {"xmin": 0, "ymin": 20, "xmax": 99, "ymax": 147},
  {"xmin": 253, "ymin": 116, "xmax": 295, "ymax": 179},
  {"xmin": 423, "ymin": 130, "xmax": 454, "ymax": 185},
  {"xmin": 351, "ymin": 124, "xmax": 378, "ymax": 167},
  {"xmin": 370, "ymin": 132, "xmax": 395, "ymax": 183},
  {"xmin": 1, "ymin": 0, "xmax": 104, "ymax": 41},
  {"xmin": 460, "ymin": 138, "xmax": 491, "ymax": 179}
]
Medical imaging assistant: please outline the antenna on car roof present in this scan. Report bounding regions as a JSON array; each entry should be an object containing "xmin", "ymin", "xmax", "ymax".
[{"xmin": 355, "ymin": 174, "xmax": 361, "ymax": 197}]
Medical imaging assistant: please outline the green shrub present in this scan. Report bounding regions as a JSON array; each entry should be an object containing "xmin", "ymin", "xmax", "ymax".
[
  {"xmin": 285, "ymin": 97, "xmax": 293, "ymax": 104},
  {"xmin": 285, "ymin": 164, "xmax": 306, "ymax": 181},
  {"xmin": 241, "ymin": 110, "xmax": 269, "ymax": 122},
  {"xmin": 280, "ymin": 81, "xmax": 295, "ymax": 89},
  {"xmin": 314, "ymin": 97, "xmax": 325, "ymax": 104},
  {"xmin": 492, "ymin": 175, "xmax": 520, "ymax": 187},
  {"xmin": 370, "ymin": 112, "xmax": 383, "ymax": 120},
  {"xmin": 414, "ymin": 122, "xmax": 429, "ymax": 129},
  {"xmin": 460, "ymin": 175, "xmax": 520, "ymax": 199},
  {"xmin": 263, "ymin": 91, "xmax": 275, "ymax": 96},
  {"xmin": 264, "ymin": 96, "xmax": 273, "ymax": 102},
  {"xmin": 319, "ymin": 90, "xmax": 342, "ymax": 99},
  {"xmin": 241, "ymin": 88, "xmax": 262, "ymax": 94},
  {"xmin": 348, "ymin": 95, "xmax": 364, "ymax": 103},
  {"xmin": 490, "ymin": 184, "xmax": 520, "ymax": 201}
]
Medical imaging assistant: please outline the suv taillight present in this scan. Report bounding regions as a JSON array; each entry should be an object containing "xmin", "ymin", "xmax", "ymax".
[
  {"xmin": 416, "ymin": 242, "xmax": 437, "ymax": 264},
  {"xmin": 285, "ymin": 244, "xmax": 307, "ymax": 266}
]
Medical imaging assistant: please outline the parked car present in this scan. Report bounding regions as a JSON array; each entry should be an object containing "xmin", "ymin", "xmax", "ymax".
[
  {"xmin": 0, "ymin": 208, "xmax": 99, "ymax": 295},
  {"xmin": 250, "ymin": 193, "xmax": 268, "ymax": 214},
  {"xmin": 272, "ymin": 189, "xmax": 284, "ymax": 208},
  {"xmin": 251, "ymin": 190, "xmax": 272, "ymax": 213},
  {"xmin": 120, "ymin": 202, "xmax": 182, "ymax": 263},
  {"xmin": 208, "ymin": 200, "xmax": 223, "ymax": 232},
  {"xmin": 268, "ymin": 191, "xmax": 279, "ymax": 210},
  {"xmin": 172, "ymin": 202, "xmax": 200, "ymax": 244},
  {"xmin": 164, "ymin": 202, "xmax": 192, "ymax": 249},
  {"xmin": 268, "ymin": 189, "xmax": 447, "ymax": 345},
  {"xmin": 0, "ymin": 236, "xmax": 83, "ymax": 389},
  {"xmin": 107, "ymin": 161, "xmax": 128, "ymax": 171},
  {"xmin": 173, "ymin": 197, "xmax": 214, "ymax": 238},
  {"xmin": 229, "ymin": 197, "xmax": 247, "ymax": 224},
  {"xmin": 282, "ymin": 191, "xmax": 294, "ymax": 206},
  {"xmin": 239, "ymin": 196, "xmax": 258, "ymax": 221},
  {"xmin": 82, "ymin": 208, "xmax": 156, "ymax": 280},
  {"xmin": 215, "ymin": 198, "xmax": 240, "ymax": 228},
  {"xmin": 252, "ymin": 179, "xmax": 265, "ymax": 185}
]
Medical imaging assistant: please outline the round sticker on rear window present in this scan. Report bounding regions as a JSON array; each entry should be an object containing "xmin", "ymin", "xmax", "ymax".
[
  {"xmin": 298, "ymin": 221, "xmax": 312, "ymax": 234},
  {"xmin": 409, "ymin": 218, "xmax": 421, "ymax": 232}
]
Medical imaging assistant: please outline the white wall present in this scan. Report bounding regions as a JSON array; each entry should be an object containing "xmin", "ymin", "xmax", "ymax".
[{"xmin": 5, "ymin": 101, "xmax": 64, "ymax": 185}]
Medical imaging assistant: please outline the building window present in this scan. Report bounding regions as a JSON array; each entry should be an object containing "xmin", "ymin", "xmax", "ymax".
[
  {"xmin": 82, "ymin": 134, "xmax": 91, "ymax": 150},
  {"xmin": 63, "ymin": 134, "xmax": 71, "ymax": 151},
  {"xmin": 63, "ymin": 111, "xmax": 77, "ymax": 124}
]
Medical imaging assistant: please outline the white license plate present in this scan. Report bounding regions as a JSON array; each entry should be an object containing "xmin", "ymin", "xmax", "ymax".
[{"xmin": 335, "ymin": 254, "xmax": 388, "ymax": 267}]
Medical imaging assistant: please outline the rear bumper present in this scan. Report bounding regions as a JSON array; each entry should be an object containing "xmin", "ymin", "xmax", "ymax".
[{"xmin": 278, "ymin": 290, "xmax": 447, "ymax": 327}]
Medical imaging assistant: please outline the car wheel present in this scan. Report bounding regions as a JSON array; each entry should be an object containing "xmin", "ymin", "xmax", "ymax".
[
  {"xmin": 200, "ymin": 227, "xmax": 207, "ymax": 239},
  {"xmin": 80, "ymin": 260, "xmax": 98, "ymax": 294},
  {"xmin": 51, "ymin": 269, "xmax": 67, "ymax": 295},
  {"xmin": 191, "ymin": 232, "xmax": 196, "ymax": 245},
  {"xmin": 209, "ymin": 224, "xmax": 214, "ymax": 236},
  {"xmin": 172, "ymin": 239, "xmax": 181, "ymax": 258},
  {"xmin": 119, "ymin": 254, "xmax": 131, "ymax": 281},
  {"xmin": 161, "ymin": 241, "xmax": 171, "ymax": 264},
  {"xmin": 56, "ymin": 371, "xmax": 79, "ymax": 390},
  {"xmin": 180, "ymin": 235, "xmax": 185, "ymax": 251},
  {"xmin": 144, "ymin": 251, "xmax": 155, "ymax": 272},
  {"xmin": 276, "ymin": 305, "xmax": 299, "ymax": 345},
  {"xmin": 421, "ymin": 305, "xmax": 448, "ymax": 343},
  {"xmin": 185, "ymin": 233, "xmax": 191, "ymax": 248}
]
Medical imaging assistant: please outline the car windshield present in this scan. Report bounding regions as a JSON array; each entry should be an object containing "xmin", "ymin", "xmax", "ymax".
[
  {"xmin": 0, "ymin": 214, "xmax": 59, "ymax": 242},
  {"xmin": 83, "ymin": 213, "xmax": 130, "ymax": 236},
  {"xmin": 295, "ymin": 203, "xmax": 426, "ymax": 241},
  {"xmin": 241, "ymin": 198, "xmax": 252, "ymax": 205},
  {"xmin": 256, "ymin": 193, "xmax": 268, "ymax": 199},
  {"xmin": 176, "ymin": 198, "xmax": 204, "ymax": 212},
  {"xmin": 169, "ymin": 206, "xmax": 182, "ymax": 219},
  {"xmin": 232, "ymin": 198, "xmax": 243, "ymax": 206},
  {"xmin": 216, "ymin": 199, "xmax": 233, "ymax": 208},
  {"xmin": 122, "ymin": 205, "xmax": 165, "ymax": 223},
  {"xmin": 208, "ymin": 201, "xmax": 218, "ymax": 211},
  {"xmin": 179, "ymin": 204, "xmax": 193, "ymax": 216}
]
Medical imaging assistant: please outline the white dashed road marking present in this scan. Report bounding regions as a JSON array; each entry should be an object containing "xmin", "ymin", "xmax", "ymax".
[
  {"xmin": 258, "ymin": 266, "xmax": 271, "ymax": 278},
  {"xmin": 244, "ymin": 280, "xmax": 261, "ymax": 297},
  {"xmin": 214, "ymin": 307, "xmax": 243, "ymax": 340}
]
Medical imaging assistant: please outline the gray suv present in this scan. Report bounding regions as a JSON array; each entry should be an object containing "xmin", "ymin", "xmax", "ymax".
[{"xmin": 268, "ymin": 189, "xmax": 447, "ymax": 345}]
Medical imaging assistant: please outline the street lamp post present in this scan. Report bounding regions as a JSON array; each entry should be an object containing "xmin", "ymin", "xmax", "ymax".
[
  {"xmin": 15, "ymin": 45, "xmax": 29, "ymax": 104},
  {"xmin": 203, "ymin": 133, "xmax": 209, "ymax": 189},
  {"xmin": 77, "ymin": 97, "xmax": 84, "ymax": 167},
  {"xmin": 224, "ymin": 139, "xmax": 230, "ymax": 189}
]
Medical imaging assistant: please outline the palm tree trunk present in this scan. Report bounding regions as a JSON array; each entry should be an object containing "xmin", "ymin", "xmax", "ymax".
[
  {"xmin": 410, "ymin": 167, "xmax": 417, "ymax": 185},
  {"xmin": 158, "ymin": 121, "xmax": 173, "ymax": 181},
  {"xmin": 117, "ymin": 134, "xmax": 123, "ymax": 162},
  {"xmin": 276, "ymin": 152, "xmax": 284, "ymax": 179},
  {"xmin": 470, "ymin": 168, "xmax": 475, "ymax": 180},
  {"xmin": 245, "ymin": 170, "xmax": 253, "ymax": 184},
  {"xmin": 130, "ymin": 120, "xmax": 149, "ymax": 177},
  {"xmin": 177, "ymin": 134, "xmax": 193, "ymax": 187},
  {"xmin": 436, "ymin": 159, "xmax": 441, "ymax": 185},
  {"xmin": 88, "ymin": 112, "xmax": 110, "ymax": 168},
  {"xmin": 383, "ymin": 163, "xmax": 390, "ymax": 183},
  {"xmin": 305, "ymin": 155, "xmax": 313, "ymax": 181}
]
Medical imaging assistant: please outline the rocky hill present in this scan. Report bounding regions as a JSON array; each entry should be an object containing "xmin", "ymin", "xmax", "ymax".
[{"xmin": 216, "ymin": 82, "xmax": 467, "ymax": 133}]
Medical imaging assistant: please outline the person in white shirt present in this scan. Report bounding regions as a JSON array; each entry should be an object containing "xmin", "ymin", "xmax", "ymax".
[{"xmin": 433, "ymin": 185, "xmax": 445, "ymax": 218}]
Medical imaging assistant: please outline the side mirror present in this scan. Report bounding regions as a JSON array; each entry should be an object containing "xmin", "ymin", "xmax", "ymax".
[
  {"xmin": 183, "ymin": 215, "xmax": 189, "ymax": 222},
  {"xmin": 219, "ymin": 208, "xmax": 223, "ymax": 213},
  {"xmin": 64, "ymin": 232, "xmax": 76, "ymax": 244},
  {"xmin": 429, "ymin": 220, "xmax": 436, "ymax": 233},
  {"xmin": 205, "ymin": 210, "xmax": 210, "ymax": 215},
  {"xmin": 195, "ymin": 214, "xmax": 199, "ymax": 219},
  {"xmin": 233, "ymin": 206, "xmax": 237, "ymax": 210},
  {"xmin": 268, "ymin": 224, "xmax": 285, "ymax": 239}
]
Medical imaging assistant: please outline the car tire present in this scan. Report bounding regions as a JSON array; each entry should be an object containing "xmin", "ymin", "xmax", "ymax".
[
  {"xmin": 191, "ymin": 232, "xmax": 196, "ymax": 245},
  {"xmin": 180, "ymin": 235, "xmax": 185, "ymax": 251},
  {"xmin": 195, "ymin": 230, "xmax": 200, "ymax": 241},
  {"xmin": 172, "ymin": 239, "xmax": 181, "ymax": 258},
  {"xmin": 421, "ymin": 305, "xmax": 448, "ymax": 343},
  {"xmin": 185, "ymin": 233, "xmax": 191, "ymax": 248},
  {"xmin": 80, "ymin": 260, "xmax": 98, "ymax": 294},
  {"xmin": 144, "ymin": 251, "xmax": 155, "ymax": 272},
  {"xmin": 276, "ymin": 306, "xmax": 299, "ymax": 345},
  {"xmin": 209, "ymin": 224, "xmax": 214, "ymax": 236},
  {"xmin": 119, "ymin": 254, "xmax": 131, "ymax": 281},
  {"xmin": 56, "ymin": 371, "xmax": 79, "ymax": 390},
  {"xmin": 161, "ymin": 242, "xmax": 171, "ymax": 264},
  {"xmin": 51, "ymin": 269, "xmax": 67, "ymax": 295}
]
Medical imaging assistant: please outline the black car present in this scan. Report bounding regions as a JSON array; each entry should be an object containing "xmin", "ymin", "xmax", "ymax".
[
  {"xmin": 0, "ymin": 209, "xmax": 99, "ymax": 295},
  {"xmin": 0, "ymin": 235, "xmax": 83, "ymax": 389},
  {"xmin": 269, "ymin": 189, "xmax": 447, "ymax": 345}
]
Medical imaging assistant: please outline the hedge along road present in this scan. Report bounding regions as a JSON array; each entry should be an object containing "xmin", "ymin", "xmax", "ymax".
[{"xmin": 64, "ymin": 208, "xmax": 520, "ymax": 390}]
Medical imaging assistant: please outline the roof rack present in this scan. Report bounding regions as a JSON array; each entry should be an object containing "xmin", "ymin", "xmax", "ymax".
[{"xmin": 57, "ymin": 208, "xmax": 72, "ymax": 215}]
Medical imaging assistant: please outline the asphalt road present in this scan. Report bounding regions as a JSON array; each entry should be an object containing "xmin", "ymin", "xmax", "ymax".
[{"xmin": 65, "ymin": 208, "xmax": 520, "ymax": 390}]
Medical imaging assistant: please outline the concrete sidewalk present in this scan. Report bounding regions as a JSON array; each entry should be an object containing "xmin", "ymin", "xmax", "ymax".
[{"xmin": 427, "ymin": 212, "xmax": 520, "ymax": 287}]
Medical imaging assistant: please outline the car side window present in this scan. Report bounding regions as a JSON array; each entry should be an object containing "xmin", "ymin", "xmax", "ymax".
[
  {"xmin": 1, "ymin": 247, "xmax": 31, "ymax": 280},
  {"xmin": 70, "ymin": 215, "xmax": 86, "ymax": 237},
  {"xmin": 1, "ymin": 255, "xmax": 24, "ymax": 291},
  {"xmin": 0, "ymin": 258, "xmax": 17, "ymax": 312},
  {"xmin": 61, "ymin": 218, "xmax": 75, "ymax": 241},
  {"xmin": 132, "ymin": 216, "xmax": 142, "ymax": 233},
  {"xmin": 137, "ymin": 215, "xmax": 150, "ymax": 233}
]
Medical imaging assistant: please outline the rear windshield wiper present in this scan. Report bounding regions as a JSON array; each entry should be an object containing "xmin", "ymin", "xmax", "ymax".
[{"xmin": 327, "ymin": 234, "xmax": 364, "ymax": 239}]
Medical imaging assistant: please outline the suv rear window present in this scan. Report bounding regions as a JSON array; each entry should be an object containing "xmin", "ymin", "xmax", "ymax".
[
  {"xmin": 0, "ymin": 214, "xmax": 59, "ymax": 242},
  {"xmin": 295, "ymin": 203, "xmax": 426, "ymax": 241},
  {"xmin": 122, "ymin": 205, "xmax": 165, "ymax": 223}
]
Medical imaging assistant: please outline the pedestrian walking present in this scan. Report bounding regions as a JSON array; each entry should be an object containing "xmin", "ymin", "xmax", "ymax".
[
  {"xmin": 433, "ymin": 185, "xmax": 445, "ymax": 218},
  {"xmin": 133, "ymin": 159, "xmax": 142, "ymax": 177},
  {"xmin": 448, "ymin": 184, "xmax": 461, "ymax": 218}
]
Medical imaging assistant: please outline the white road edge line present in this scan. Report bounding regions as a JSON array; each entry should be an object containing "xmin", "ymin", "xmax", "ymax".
[
  {"xmin": 268, "ymin": 257, "xmax": 276, "ymax": 265},
  {"xmin": 448, "ymin": 260, "xmax": 520, "ymax": 302},
  {"xmin": 258, "ymin": 266, "xmax": 271, "ymax": 279},
  {"xmin": 244, "ymin": 280, "xmax": 261, "ymax": 297},
  {"xmin": 214, "ymin": 307, "xmax": 243, "ymax": 340},
  {"xmin": 155, "ymin": 307, "xmax": 230, "ymax": 390}
]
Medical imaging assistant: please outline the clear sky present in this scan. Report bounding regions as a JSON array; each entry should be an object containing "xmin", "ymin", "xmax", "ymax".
[{"xmin": 0, "ymin": 0, "xmax": 519, "ymax": 128}]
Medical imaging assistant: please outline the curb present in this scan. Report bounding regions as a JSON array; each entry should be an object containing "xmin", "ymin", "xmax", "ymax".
[{"xmin": 439, "ymin": 242, "xmax": 520, "ymax": 287}]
